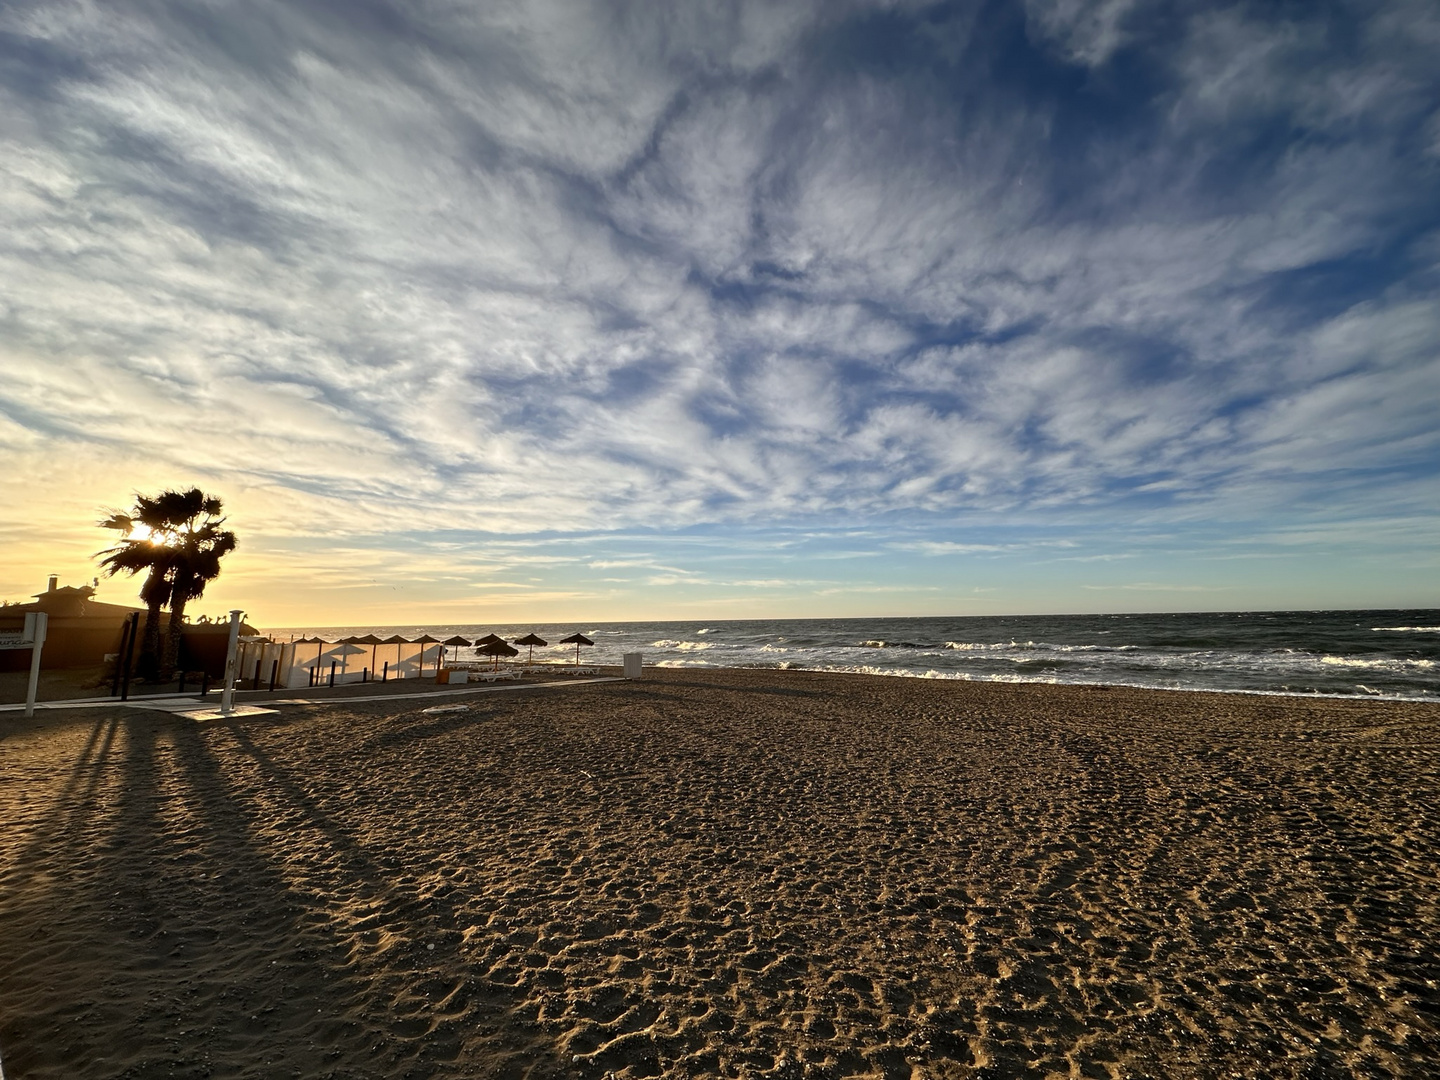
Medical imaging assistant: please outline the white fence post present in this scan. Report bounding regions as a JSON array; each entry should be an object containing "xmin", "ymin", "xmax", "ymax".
[
  {"xmin": 219, "ymin": 610, "xmax": 243, "ymax": 716},
  {"xmin": 23, "ymin": 612, "xmax": 48, "ymax": 718}
]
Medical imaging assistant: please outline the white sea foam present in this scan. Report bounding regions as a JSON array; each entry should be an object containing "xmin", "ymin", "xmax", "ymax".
[
  {"xmin": 1372, "ymin": 626, "xmax": 1440, "ymax": 632},
  {"xmin": 1321, "ymin": 655, "xmax": 1434, "ymax": 670},
  {"xmin": 796, "ymin": 663, "xmax": 1433, "ymax": 702},
  {"xmin": 944, "ymin": 640, "xmax": 1125, "ymax": 652},
  {"xmin": 651, "ymin": 639, "xmax": 714, "ymax": 650}
]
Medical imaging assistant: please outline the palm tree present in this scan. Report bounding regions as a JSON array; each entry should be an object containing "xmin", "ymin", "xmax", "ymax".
[
  {"xmin": 97, "ymin": 495, "xmax": 178, "ymax": 681},
  {"xmin": 97, "ymin": 488, "xmax": 239, "ymax": 681},
  {"xmin": 161, "ymin": 493, "xmax": 238, "ymax": 678}
]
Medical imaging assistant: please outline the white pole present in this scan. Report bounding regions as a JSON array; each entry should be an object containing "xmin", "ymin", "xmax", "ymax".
[
  {"xmin": 23, "ymin": 612, "xmax": 48, "ymax": 718},
  {"xmin": 220, "ymin": 609, "xmax": 243, "ymax": 716}
]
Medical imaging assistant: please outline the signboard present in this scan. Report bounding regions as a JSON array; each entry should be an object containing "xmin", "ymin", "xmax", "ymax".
[{"xmin": 1, "ymin": 613, "xmax": 44, "ymax": 649}]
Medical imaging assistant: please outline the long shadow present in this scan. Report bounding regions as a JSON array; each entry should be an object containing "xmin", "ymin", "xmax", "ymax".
[
  {"xmin": 2, "ymin": 707, "xmax": 536, "ymax": 1079},
  {"xmin": 189, "ymin": 718, "xmax": 546, "ymax": 1075},
  {"xmin": 3, "ymin": 715, "xmax": 119, "ymax": 895}
]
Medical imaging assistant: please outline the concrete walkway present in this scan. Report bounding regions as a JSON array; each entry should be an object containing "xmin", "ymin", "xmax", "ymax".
[{"xmin": 0, "ymin": 676, "xmax": 626, "ymax": 714}]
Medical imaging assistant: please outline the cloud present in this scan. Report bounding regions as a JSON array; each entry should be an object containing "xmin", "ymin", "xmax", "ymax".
[
  {"xmin": 0, "ymin": 0, "xmax": 1436, "ymax": 616},
  {"xmin": 1080, "ymin": 583, "xmax": 1235, "ymax": 592}
]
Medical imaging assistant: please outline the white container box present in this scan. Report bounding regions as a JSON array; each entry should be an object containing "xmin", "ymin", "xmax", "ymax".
[{"xmin": 623, "ymin": 652, "xmax": 643, "ymax": 679}]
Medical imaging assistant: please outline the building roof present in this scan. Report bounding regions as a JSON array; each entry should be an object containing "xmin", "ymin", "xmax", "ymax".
[{"xmin": 7, "ymin": 582, "xmax": 144, "ymax": 619}]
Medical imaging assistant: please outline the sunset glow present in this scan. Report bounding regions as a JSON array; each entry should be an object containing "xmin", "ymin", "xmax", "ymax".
[{"xmin": 2, "ymin": 2, "xmax": 1436, "ymax": 624}]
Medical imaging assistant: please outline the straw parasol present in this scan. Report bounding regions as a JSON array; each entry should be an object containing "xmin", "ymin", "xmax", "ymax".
[
  {"xmin": 513, "ymin": 632, "xmax": 547, "ymax": 664},
  {"xmin": 296, "ymin": 636, "xmax": 325, "ymax": 675},
  {"xmin": 441, "ymin": 635, "xmax": 472, "ymax": 667},
  {"xmin": 350, "ymin": 633, "xmax": 385, "ymax": 674},
  {"xmin": 381, "ymin": 635, "xmax": 409, "ymax": 675},
  {"xmin": 475, "ymin": 633, "xmax": 504, "ymax": 646},
  {"xmin": 414, "ymin": 634, "xmax": 441, "ymax": 674},
  {"xmin": 559, "ymin": 632, "xmax": 594, "ymax": 666},
  {"xmin": 477, "ymin": 639, "xmax": 519, "ymax": 670}
]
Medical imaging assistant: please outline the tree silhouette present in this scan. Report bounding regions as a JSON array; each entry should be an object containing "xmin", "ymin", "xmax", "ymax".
[
  {"xmin": 160, "ymin": 492, "xmax": 238, "ymax": 678},
  {"xmin": 97, "ymin": 489, "xmax": 238, "ymax": 681}
]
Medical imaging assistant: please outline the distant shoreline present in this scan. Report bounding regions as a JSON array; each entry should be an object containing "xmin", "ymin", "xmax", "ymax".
[{"xmin": 4, "ymin": 658, "xmax": 1437, "ymax": 710}]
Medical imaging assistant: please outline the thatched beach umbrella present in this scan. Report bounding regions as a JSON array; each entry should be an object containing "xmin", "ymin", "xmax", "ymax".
[
  {"xmin": 513, "ymin": 632, "xmax": 547, "ymax": 664},
  {"xmin": 477, "ymin": 639, "xmax": 519, "ymax": 670},
  {"xmin": 559, "ymin": 632, "xmax": 594, "ymax": 666},
  {"xmin": 350, "ymin": 633, "xmax": 385, "ymax": 674},
  {"xmin": 381, "ymin": 635, "xmax": 409, "ymax": 676},
  {"xmin": 295, "ymin": 636, "xmax": 325, "ymax": 677},
  {"xmin": 441, "ymin": 634, "xmax": 472, "ymax": 667},
  {"xmin": 414, "ymin": 634, "xmax": 441, "ymax": 674},
  {"xmin": 475, "ymin": 633, "xmax": 504, "ymax": 646}
]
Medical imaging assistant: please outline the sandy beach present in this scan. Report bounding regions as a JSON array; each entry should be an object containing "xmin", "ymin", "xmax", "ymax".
[{"xmin": 2, "ymin": 668, "xmax": 1437, "ymax": 1079}]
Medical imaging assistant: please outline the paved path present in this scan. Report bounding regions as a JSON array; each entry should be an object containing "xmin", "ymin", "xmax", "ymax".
[{"xmin": 0, "ymin": 677, "xmax": 625, "ymax": 713}]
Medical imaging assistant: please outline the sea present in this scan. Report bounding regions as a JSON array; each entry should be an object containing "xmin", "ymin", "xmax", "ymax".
[{"xmin": 263, "ymin": 610, "xmax": 1440, "ymax": 703}]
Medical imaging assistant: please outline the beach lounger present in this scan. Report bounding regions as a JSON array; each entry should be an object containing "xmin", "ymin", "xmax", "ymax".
[{"xmin": 475, "ymin": 670, "xmax": 520, "ymax": 682}]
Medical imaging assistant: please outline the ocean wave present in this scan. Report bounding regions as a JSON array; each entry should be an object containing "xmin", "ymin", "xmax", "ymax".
[
  {"xmin": 651, "ymin": 639, "xmax": 714, "ymax": 650},
  {"xmin": 859, "ymin": 640, "xmax": 932, "ymax": 649},
  {"xmin": 789, "ymin": 662, "xmax": 1439, "ymax": 702},
  {"xmin": 696, "ymin": 628, "xmax": 712, "ymax": 634},
  {"xmin": 942, "ymin": 640, "xmax": 1139, "ymax": 653},
  {"xmin": 1371, "ymin": 626, "xmax": 1440, "ymax": 632},
  {"xmin": 1321, "ymin": 655, "xmax": 1434, "ymax": 670}
]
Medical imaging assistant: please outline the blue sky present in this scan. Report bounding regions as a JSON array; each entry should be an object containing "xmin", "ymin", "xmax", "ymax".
[{"xmin": 1, "ymin": 0, "xmax": 1437, "ymax": 623}]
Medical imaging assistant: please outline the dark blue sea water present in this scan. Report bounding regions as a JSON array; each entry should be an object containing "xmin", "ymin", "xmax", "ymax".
[{"xmin": 265, "ymin": 610, "xmax": 1440, "ymax": 702}]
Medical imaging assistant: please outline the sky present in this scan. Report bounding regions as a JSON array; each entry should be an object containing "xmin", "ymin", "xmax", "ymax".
[{"xmin": 1, "ymin": 0, "xmax": 1438, "ymax": 626}]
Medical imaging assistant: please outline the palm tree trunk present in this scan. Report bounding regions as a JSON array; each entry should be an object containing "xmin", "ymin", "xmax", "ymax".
[
  {"xmin": 163, "ymin": 569, "xmax": 194, "ymax": 681},
  {"xmin": 137, "ymin": 566, "xmax": 167, "ymax": 682}
]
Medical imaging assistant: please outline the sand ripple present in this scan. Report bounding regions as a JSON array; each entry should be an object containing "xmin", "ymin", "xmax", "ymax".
[{"xmin": 2, "ymin": 670, "xmax": 1437, "ymax": 1078}]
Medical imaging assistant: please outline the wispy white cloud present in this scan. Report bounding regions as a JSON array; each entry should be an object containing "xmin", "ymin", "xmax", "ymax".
[{"xmin": 0, "ymin": 0, "xmax": 1435, "ymax": 617}]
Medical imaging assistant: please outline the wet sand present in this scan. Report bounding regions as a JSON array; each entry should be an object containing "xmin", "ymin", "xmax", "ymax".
[{"xmin": 2, "ymin": 668, "xmax": 1437, "ymax": 1079}]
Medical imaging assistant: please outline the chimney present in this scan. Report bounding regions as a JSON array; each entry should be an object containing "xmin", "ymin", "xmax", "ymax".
[{"xmin": 47, "ymin": 575, "xmax": 58, "ymax": 593}]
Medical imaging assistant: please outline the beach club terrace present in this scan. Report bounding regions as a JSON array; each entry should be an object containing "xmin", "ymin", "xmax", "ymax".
[
  {"xmin": 236, "ymin": 633, "xmax": 605, "ymax": 690},
  {"xmin": 242, "ymin": 635, "xmax": 445, "ymax": 691}
]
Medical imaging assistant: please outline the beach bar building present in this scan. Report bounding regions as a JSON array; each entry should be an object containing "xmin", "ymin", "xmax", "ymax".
[
  {"xmin": 2, "ymin": 577, "xmax": 446, "ymax": 687},
  {"xmin": 0, "ymin": 576, "xmax": 259, "ymax": 675}
]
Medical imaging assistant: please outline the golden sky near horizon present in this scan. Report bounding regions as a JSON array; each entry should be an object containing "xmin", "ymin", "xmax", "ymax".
[{"xmin": 2, "ymin": 1, "xmax": 1437, "ymax": 624}]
